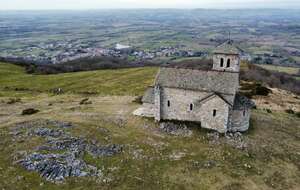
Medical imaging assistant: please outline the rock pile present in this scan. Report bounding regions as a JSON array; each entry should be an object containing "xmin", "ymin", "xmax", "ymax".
[
  {"xmin": 207, "ymin": 131, "xmax": 248, "ymax": 150},
  {"xmin": 11, "ymin": 119, "xmax": 122, "ymax": 182},
  {"xmin": 30, "ymin": 128, "xmax": 64, "ymax": 138},
  {"xmin": 12, "ymin": 120, "xmax": 74, "ymax": 131},
  {"xmin": 37, "ymin": 137, "xmax": 87, "ymax": 153},
  {"xmin": 18, "ymin": 152, "xmax": 101, "ymax": 181},
  {"xmin": 225, "ymin": 132, "xmax": 248, "ymax": 150},
  {"xmin": 160, "ymin": 122, "xmax": 193, "ymax": 137},
  {"xmin": 87, "ymin": 144, "xmax": 123, "ymax": 157},
  {"xmin": 207, "ymin": 132, "xmax": 220, "ymax": 144}
]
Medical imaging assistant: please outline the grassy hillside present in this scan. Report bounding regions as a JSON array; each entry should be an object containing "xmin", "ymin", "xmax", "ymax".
[
  {"xmin": 0, "ymin": 94, "xmax": 299, "ymax": 190},
  {"xmin": 0, "ymin": 62, "xmax": 299, "ymax": 190},
  {"xmin": 0, "ymin": 62, "xmax": 158, "ymax": 96}
]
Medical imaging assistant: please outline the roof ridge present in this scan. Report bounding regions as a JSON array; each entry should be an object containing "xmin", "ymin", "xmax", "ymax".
[
  {"xmin": 215, "ymin": 93, "xmax": 233, "ymax": 107},
  {"xmin": 213, "ymin": 40, "xmax": 241, "ymax": 55},
  {"xmin": 216, "ymin": 39, "xmax": 233, "ymax": 47},
  {"xmin": 195, "ymin": 93, "xmax": 216, "ymax": 104},
  {"xmin": 161, "ymin": 67, "xmax": 240, "ymax": 74},
  {"xmin": 195, "ymin": 92, "xmax": 233, "ymax": 107}
]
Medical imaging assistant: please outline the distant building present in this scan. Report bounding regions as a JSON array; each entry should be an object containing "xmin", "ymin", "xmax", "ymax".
[
  {"xmin": 134, "ymin": 40, "xmax": 255, "ymax": 133},
  {"xmin": 115, "ymin": 43, "xmax": 131, "ymax": 50},
  {"xmin": 115, "ymin": 43, "xmax": 133, "ymax": 54}
]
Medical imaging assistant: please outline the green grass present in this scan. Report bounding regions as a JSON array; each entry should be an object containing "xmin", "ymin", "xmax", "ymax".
[
  {"xmin": 0, "ymin": 62, "xmax": 158, "ymax": 96},
  {"xmin": 1, "ymin": 106, "xmax": 299, "ymax": 190},
  {"xmin": 0, "ymin": 62, "xmax": 299, "ymax": 189},
  {"xmin": 257, "ymin": 64, "xmax": 300, "ymax": 75}
]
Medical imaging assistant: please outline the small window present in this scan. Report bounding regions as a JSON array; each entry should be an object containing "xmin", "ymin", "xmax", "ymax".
[
  {"xmin": 243, "ymin": 110, "xmax": 246, "ymax": 116},
  {"xmin": 220, "ymin": 58, "xmax": 224, "ymax": 67},
  {"xmin": 227, "ymin": 59, "xmax": 231, "ymax": 67},
  {"xmin": 213, "ymin": 109, "xmax": 217, "ymax": 117},
  {"xmin": 167, "ymin": 100, "xmax": 170, "ymax": 107},
  {"xmin": 190, "ymin": 104, "xmax": 193, "ymax": 111}
]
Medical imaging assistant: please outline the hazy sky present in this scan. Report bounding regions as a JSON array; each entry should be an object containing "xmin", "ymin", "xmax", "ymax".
[{"xmin": 1, "ymin": 0, "xmax": 300, "ymax": 10}]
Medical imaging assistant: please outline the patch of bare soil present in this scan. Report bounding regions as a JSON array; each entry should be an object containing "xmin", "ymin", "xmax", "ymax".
[{"xmin": 252, "ymin": 87, "xmax": 300, "ymax": 112}]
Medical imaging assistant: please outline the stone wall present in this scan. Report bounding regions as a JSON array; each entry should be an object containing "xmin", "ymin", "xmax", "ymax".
[
  {"xmin": 154, "ymin": 86, "xmax": 161, "ymax": 121},
  {"xmin": 230, "ymin": 108, "xmax": 251, "ymax": 132},
  {"xmin": 213, "ymin": 54, "xmax": 240, "ymax": 73},
  {"xmin": 160, "ymin": 87, "xmax": 230, "ymax": 133},
  {"xmin": 133, "ymin": 103, "xmax": 155, "ymax": 118}
]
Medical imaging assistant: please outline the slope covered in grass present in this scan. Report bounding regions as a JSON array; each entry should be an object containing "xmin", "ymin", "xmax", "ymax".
[
  {"xmin": 0, "ymin": 62, "xmax": 158, "ymax": 96},
  {"xmin": 0, "ymin": 62, "xmax": 299, "ymax": 189},
  {"xmin": 0, "ymin": 94, "xmax": 299, "ymax": 190}
]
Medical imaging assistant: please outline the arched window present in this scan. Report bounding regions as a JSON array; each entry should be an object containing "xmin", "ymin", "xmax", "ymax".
[
  {"xmin": 227, "ymin": 59, "xmax": 231, "ymax": 68},
  {"xmin": 190, "ymin": 104, "xmax": 193, "ymax": 111},
  {"xmin": 213, "ymin": 109, "xmax": 217, "ymax": 117},
  {"xmin": 220, "ymin": 58, "xmax": 224, "ymax": 67},
  {"xmin": 243, "ymin": 110, "xmax": 246, "ymax": 116},
  {"xmin": 167, "ymin": 100, "xmax": 170, "ymax": 107}
]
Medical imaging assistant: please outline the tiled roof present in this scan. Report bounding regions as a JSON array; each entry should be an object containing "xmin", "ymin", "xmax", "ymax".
[
  {"xmin": 195, "ymin": 93, "xmax": 234, "ymax": 107},
  {"xmin": 213, "ymin": 40, "xmax": 241, "ymax": 55},
  {"xmin": 155, "ymin": 67, "xmax": 239, "ymax": 95},
  {"xmin": 233, "ymin": 94, "xmax": 256, "ymax": 110}
]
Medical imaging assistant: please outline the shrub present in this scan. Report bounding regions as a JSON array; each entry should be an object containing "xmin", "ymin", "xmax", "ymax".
[
  {"xmin": 19, "ymin": 56, "xmax": 159, "ymax": 75},
  {"xmin": 132, "ymin": 96, "xmax": 143, "ymax": 104},
  {"xmin": 7, "ymin": 98, "xmax": 21, "ymax": 104},
  {"xmin": 285, "ymin": 109, "xmax": 295, "ymax": 114},
  {"xmin": 79, "ymin": 98, "xmax": 92, "ymax": 105},
  {"xmin": 255, "ymin": 85, "xmax": 272, "ymax": 96},
  {"xmin": 22, "ymin": 108, "xmax": 39, "ymax": 115},
  {"xmin": 241, "ymin": 63, "xmax": 300, "ymax": 95},
  {"xmin": 240, "ymin": 82, "xmax": 272, "ymax": 98},
  {"xmin": 266, "ymin": 109, "xmax": 272, "ymax": 113}
]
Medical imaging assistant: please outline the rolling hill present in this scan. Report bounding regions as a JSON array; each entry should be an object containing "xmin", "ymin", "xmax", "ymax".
[{"xmin": 0, "ymin": 62, "xmax": 299, "ymax": 190}]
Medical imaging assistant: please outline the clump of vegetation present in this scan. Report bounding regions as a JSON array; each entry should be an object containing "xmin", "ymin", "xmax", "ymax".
[
  {"xmin": 7, "ymin": 97, "xmax": 21, "ymax": 104},
  {"xmin": 256, "ymin": 85, "xmax": 272, "ymax": 96},
  {"xmin": 264, "ymin": 171, "xmax": 288, "ymax": 189},
  {"xmin": 79, "ymin": 98, "xmax": 92, "ymax": 105},
  {"xmin": 240, "ymin": 82, "xmax": 272, "ymax": 98},
  {"xmin": 241, "ymin": 64, "xmax": 300, "ymax": 95},
  {"xmin": 50, "ymin": 88, "xmax": 64, "ymax": 95},
  {"xmin": 266, "ymin": 109, "xmax": 272, "ymax": 113},
  {"xmin": 18, "ymin": 57, "xmax": 158, "ymax": 74},
  {"xmin": 132, "ymin": 96, "xmax": 143, "ymax": 104},
  {"xmin": 22, "ymin": 108, "xmax": 39, "ymax": 115},
  {"xmin": 285, "ymin": 109, "xmax": 295, "ymax": 114}
]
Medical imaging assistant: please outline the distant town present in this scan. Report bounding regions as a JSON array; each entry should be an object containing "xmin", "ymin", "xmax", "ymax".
[
  {"xmin": 0, "ymin": 42, "xmax": 212, "ymax": 64},
  {"xmin": 0, "ymin": 40, "xmax": 265, "ymax": 66}
]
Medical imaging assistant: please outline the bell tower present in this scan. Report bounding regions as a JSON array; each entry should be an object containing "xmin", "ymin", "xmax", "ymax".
[{"xmin": 212, "ymin": 40, "xmax": 240, "ymax": 73}]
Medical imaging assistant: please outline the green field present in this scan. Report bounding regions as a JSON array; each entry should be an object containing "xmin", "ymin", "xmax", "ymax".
[
  {"xmin": 0, "ymin": 62, "xmax": 299, "ymax": 190},
  {"xmin": 257, "ymin": 64, "xmax": 300, "ymax": 75},
  {"xmin": 0, "ymin": 62, "xmax": 158, "ymax": 96}
]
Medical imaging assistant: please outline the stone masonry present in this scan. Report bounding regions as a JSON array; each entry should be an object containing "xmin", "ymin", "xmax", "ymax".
[{"xmin": 134, "ymin": 40, "xmax": 255, "ymax": 133}]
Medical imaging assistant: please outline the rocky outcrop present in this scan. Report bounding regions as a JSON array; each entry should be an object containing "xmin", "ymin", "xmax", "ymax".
[
  {"xmin": 160, "ymin": 122, "xmax": 193, "ymax": 137},
  {"xmin": 11, "ymin": 119, "xmax": 123, "ymax": 182}
]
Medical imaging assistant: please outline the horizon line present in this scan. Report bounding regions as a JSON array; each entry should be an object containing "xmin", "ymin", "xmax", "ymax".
[{"xmin": 1, "ymin": 8, "xmax": 300, "ymax": 11}]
